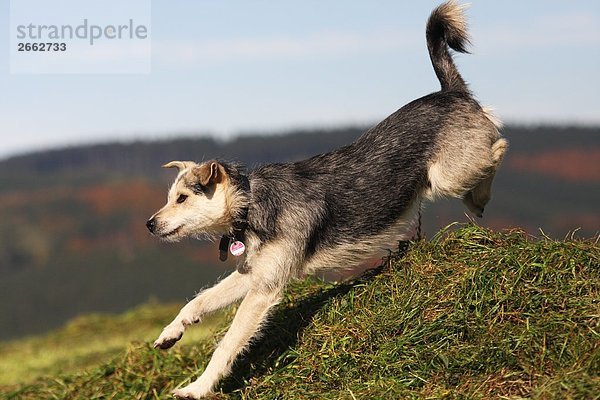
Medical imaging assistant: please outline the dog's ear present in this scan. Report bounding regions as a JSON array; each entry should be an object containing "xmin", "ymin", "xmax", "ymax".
[
  {"xmin": 192, "ymin": 161, "xmax": 223, "ymax": 186},
  {"xmin": 162, "ymin": 161, "xmax": 194, "ymax": 172}
]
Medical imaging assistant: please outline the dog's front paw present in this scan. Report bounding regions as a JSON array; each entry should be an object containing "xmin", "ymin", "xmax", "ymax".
[
  {"xmin": 153, "ymin": 322, "xmax": 184, "ymax": 350},
  {"xmin": 172, "ymin": 383, "xmax": 215, "ymax": 399}
]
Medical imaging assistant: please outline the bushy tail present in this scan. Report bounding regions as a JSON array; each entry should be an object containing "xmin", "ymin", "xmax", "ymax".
[{"xmin": 426, "ymin": 1, "xmax": 470, "ymax": 92}]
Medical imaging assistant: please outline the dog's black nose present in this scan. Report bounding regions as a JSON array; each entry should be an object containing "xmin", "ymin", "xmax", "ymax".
[{"xmin": 146, "ymin": 218, "xmax": 157, "ymax": 233}]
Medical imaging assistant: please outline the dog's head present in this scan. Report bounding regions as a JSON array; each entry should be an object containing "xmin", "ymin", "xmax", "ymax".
[{"xmin": 146, "ymin": 160, "xmax": 238, "ymax": 242}]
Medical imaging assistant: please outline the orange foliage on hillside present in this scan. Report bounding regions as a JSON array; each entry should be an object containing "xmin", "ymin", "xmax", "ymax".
[
  {"xmin": 79, "ymin": 181, "xmax": 165, "ymax": 216},
  {"xmin": 508, "ymin": 149, "xmax": 600, "ymax": 182},
  {"xmin": 0, "ymin": 181, "xmax": 174, "ymax": 260}
]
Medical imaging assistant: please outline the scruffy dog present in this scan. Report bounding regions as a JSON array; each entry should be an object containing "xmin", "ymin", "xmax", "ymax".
[{"xmin": 146, "ymin": 1, "xmax": 507, "ymax": 398}]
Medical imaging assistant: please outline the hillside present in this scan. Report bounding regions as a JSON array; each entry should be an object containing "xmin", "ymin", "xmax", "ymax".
[
  {"xmin": 0, "ymin": 125, "xmax": 598, "ymax": 340},
  {"xmin": 2, "ymin": 226, "xmax": 598, "ymax": 399}
]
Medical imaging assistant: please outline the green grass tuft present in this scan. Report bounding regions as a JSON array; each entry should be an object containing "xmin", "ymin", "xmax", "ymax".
[{"xmin": 1, "ymin": 225, "xmax": 598, "ymax": 399}]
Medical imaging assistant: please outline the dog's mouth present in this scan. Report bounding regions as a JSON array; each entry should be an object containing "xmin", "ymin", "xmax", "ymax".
[{"xmin": 160, "ymin": 225, "xmax": 183, "ymax": 239}]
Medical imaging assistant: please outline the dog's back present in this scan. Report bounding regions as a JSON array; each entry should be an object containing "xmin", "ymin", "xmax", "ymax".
[{"xmin": 247, "ymin": 1, "xmax": 507, "ymax": 273}]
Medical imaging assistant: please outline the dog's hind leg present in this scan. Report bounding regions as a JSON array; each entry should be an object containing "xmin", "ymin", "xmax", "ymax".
[
  {"xmin": 462, "ymin": 138, "xmax": 508, "ymax": 217},
  {"xmin": 172, "ymin": 287, "xmax": 283, "ymax": 399},
  {"xmin": 154, "ymin": 271, "xmax": 251, "ymax": 350}
]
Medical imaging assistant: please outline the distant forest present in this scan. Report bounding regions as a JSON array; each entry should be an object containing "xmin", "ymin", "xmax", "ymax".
[{"xmin": 0, "ymin": 125, "xmax": 598, "ymax": 340}]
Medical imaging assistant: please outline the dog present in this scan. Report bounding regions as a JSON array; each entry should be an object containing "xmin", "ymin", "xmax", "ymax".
[{"xmin": 146, "ymin": 1, "xmax": 507, "ymax": 398}]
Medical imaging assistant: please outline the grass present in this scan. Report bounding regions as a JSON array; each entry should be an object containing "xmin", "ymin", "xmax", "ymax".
[
  {"xmin": 0, "ymin": 302, "xmax": 226, "ymax": 387},
  {"xmin": 1, "ymin": 225, "xmax": 598, "ymax": 399}
]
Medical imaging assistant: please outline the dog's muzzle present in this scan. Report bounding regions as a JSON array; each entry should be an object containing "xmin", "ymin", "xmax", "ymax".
[{"xmin": 146, "ymin": 217, "xmax": 157, "ymax": 234}]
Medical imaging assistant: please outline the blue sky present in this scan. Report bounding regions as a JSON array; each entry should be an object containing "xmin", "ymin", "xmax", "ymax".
[{"xmin": 0, "ymin": 1, "xmax": 599, "ymax": 159}]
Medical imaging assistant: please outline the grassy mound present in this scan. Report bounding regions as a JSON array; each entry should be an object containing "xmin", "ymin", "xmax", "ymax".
[{"xmin": 2, "ymin": 225, "xmax": 598, "ymax": 399}]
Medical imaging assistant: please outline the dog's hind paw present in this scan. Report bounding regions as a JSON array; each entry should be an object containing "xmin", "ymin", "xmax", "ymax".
[
  {"xmin": 462, "ymin": 191, "xmax": 485, "ymax": 218},
  {"xmin": 153, "ymin": 323, "xmax": 184, "ymax": 350}
]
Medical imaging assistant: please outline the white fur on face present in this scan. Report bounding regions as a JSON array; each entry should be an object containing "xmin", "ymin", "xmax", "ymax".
[{"xmin": 150, "ymin": 167, "xmax": 230, "ymax": 242}]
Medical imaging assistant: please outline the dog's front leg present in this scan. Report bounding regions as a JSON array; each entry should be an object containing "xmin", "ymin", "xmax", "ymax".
[
  {"xmin": 154, "ymin": 271, "xmax": 251, "ymax": 350},
  {"xmin": 172, "ymin": 287, "xmax": 282, "ymax": 399}
]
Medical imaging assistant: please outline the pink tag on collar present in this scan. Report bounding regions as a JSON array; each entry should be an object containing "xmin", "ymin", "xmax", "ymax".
[{"xmin": 229, "ymin": 241, "xmax": 246, "ymax": 256}]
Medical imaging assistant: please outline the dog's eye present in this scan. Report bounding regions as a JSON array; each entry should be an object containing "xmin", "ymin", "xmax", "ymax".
[{"xmin": 176, "ymin": 194, "xmax": 188, "ymax": 204}]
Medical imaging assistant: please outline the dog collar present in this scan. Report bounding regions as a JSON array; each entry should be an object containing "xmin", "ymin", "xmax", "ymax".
[
  {"xmin": 218, "ymin": 174, "xmax": 250, "ymax": 262},
  {"xmin": 218, "ymin": 235, "xmax": 231, "ymax": 261},
  {"xmin": 218, "ymin": 210, "xmax": 249, "ymax": 261}
]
